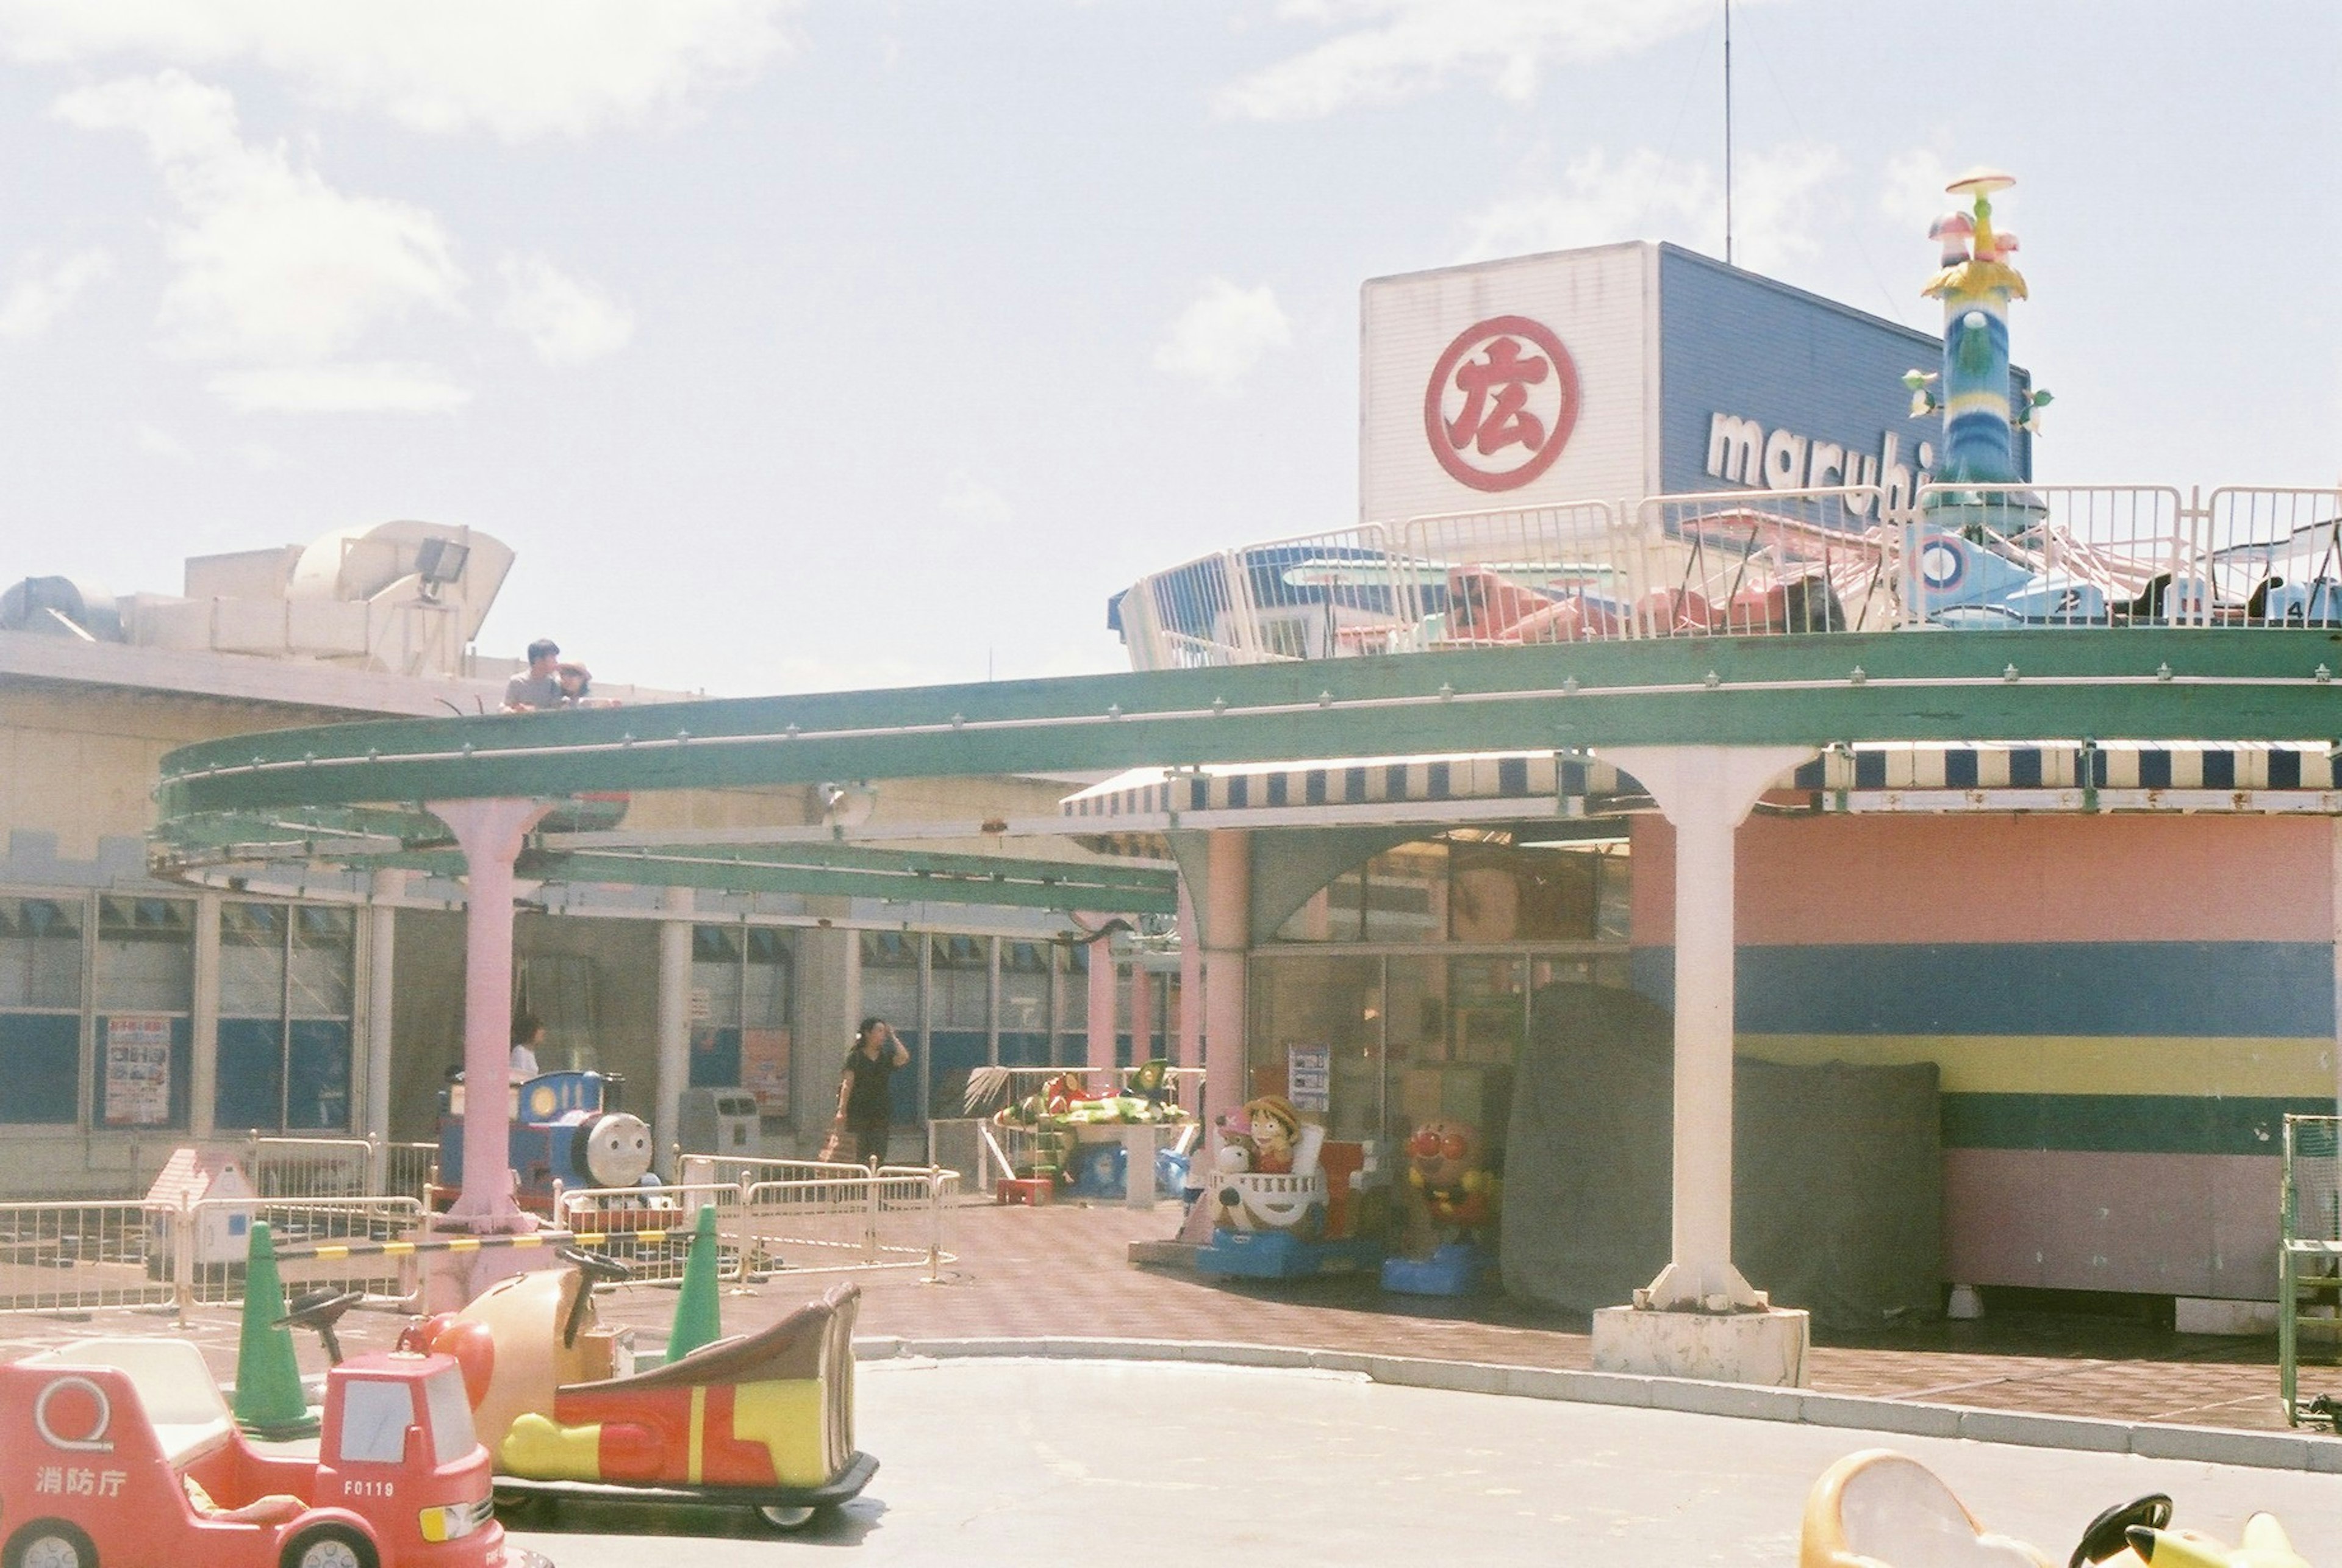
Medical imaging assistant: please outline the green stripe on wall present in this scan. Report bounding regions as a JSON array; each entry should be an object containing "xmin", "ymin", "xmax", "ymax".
[{"xmin": 1940, "ymin": 1092, "xmax": 2334, "ymax": 1156}]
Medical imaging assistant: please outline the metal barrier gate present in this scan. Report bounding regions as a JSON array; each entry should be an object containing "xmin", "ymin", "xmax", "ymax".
[
  {"xmin": 2280, "ymin": 1114, "xmax": 2340, "ymax": 1427},
  {"xmin": 565, "ymin": 1161, "xmax": 962, "ymax": 1284}
]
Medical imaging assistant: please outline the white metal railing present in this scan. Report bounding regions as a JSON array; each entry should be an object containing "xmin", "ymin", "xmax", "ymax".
[
  {"xmin": 0, "ymin": 1194, "xmax": 426, "ymax": 1319},
  {"xmin": 1117, "ymin": 484, "xmax": 2342, "ymax": 668},
  {"xmin": 242, "ymin": 1136, "xmax": 439, "ymax": 1203},
  {"xmin": 564, "ymin": 1166, "xmax": 961, "ymax": 1285}
]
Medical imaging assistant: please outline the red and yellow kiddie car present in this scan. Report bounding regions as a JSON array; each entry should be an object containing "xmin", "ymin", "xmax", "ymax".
[
  {"xmin": 402, "ymin": 1267, "xmax": 872, "ymax": 1531},
  {"xmin": 1, "ymin": 1338, "xmax": 528, "ymax": 1568}
]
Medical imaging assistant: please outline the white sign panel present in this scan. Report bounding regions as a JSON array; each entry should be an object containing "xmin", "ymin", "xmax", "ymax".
[
  {"xmin": 1286, "ymin": 1043, "xmax": 1330, "ymax": 1114},
  {"xmin": 1361, "ymin": 242, "xmax": 1654, "ymax": 527},
  {"xmin": 104, "ymin": 1015, "xmax": 172, "ymax": 1126}
]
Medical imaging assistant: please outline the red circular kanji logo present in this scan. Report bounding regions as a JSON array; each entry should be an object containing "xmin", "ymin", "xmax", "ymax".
[{"xmin": 1422, "ymin": 315, "xmax": 1580, "ymax": 492}]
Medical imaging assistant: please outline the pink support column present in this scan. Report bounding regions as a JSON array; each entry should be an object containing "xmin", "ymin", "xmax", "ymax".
[
  {"xmin": 1128, "ymin": 962, "xmax": 1153, "ymax": 1072},
  {"xmin": 1176, "ymin": 881, "xmax": 1202, "ymax": 1072},
  {"xmin": 1200, "ymin": 831, "xmax": 1249, "ymax": 1141},
  {"xmin": 1085, "ymin": 933, "xmax": 1119, "ymax": 1081},
  {"xmin": 431, "ymin": 797, "xmax": 551, "ymax": 1226}
]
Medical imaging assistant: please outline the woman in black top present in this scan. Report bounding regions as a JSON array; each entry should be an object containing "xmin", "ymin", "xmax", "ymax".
[{"xmin": 829, "ymin": 1017, "xmax": 909, "ymax": 1166}]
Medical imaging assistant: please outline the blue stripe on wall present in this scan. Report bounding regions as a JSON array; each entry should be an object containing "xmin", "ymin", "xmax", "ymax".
[{"xmin": 1630, "ymin": 942, "xmax": 2333, "ymax": 1037}]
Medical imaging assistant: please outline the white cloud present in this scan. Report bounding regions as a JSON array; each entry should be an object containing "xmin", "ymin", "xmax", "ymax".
[
  {"xmin": 207, "ymin": 362, "xmax": 471, "ymax": 414},
  {"xmin": 1879, "ymin": 145, "xmax": 1963, "ymax": 237},
  {"xmin": 56, "ymin": 70, "xmax": 468, "ymax": 410},
  {"xmin": 939, "ymin": 473, "xmax": 1014, "ymax": 527},
  {"xmin": 0, "ymin": 0, "xmax": 800, "ymax": 141},
  {"xmin": 1456, "ymin": 143, "xmax": 1843, "ymax": 274},
  {"xmin": 134, "ymin": 422, "xmax": 191, "ymax": 460},
  {"xmin": 1217, "ymin": 0, "xmax": 1736, "ymax": 120},
  {"xmin": 0, "ymin": 246, "xmax": 112, "ymax": 338},
  {"xmin": 1153, "ymin": 278, "xmax": 1292, "ymax": 394},
  {"xmin": 498, "ymin": 254, "xmax": 634, "ymax": 366}
]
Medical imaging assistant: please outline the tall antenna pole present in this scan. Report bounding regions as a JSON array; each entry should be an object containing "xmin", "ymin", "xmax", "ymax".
[{"xmin": 1723, "ymin": 0, "xmax": 1735, "ymax": 266}]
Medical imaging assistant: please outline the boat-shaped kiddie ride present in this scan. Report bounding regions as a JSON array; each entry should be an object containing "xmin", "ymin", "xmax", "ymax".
[{"xmin": 402, "ymin": 1265, "xmax": 873, "ymax": 1531}]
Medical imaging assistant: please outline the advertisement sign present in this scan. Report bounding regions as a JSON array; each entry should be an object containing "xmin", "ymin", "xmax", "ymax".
[
  {"xmin": 103, "ymin": 1015, "xmax": 171, "ymax": 1126},
  {"xmin": 1362, "ymin": 242, "xmax": 1650, "ymax": 526},
  {"xmin": 1286, "ymin": 1043, "xmax": 1330, "ymax": 1114},
  {"xmin": 740, "ymin": 1028, "xmax": 791, "ymax": 1116}
]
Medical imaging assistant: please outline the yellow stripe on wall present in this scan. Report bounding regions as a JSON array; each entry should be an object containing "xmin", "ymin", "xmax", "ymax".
[{"xmin": 1738, "ymin": 1034, "xmax": 2337, "ymax": 1098}]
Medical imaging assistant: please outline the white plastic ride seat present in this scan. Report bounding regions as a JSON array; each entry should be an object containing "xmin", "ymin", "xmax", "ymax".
[{"xmin": 1802, "ymin": 1450, "xmax": 2050, "ymax": 1568}]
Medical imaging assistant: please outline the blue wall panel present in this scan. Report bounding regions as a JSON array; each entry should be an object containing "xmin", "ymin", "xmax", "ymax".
[
  {"xmin": 1655, "ymin": 245, "xmax": 2032, "ymax": 499},
  {"xmin": 0, "ymin": 1013, "xmax": 79, "ymax": 1123},
  {"xmin": 1630, "ymin": 942, "xmax": 2332, "ymax": 1038}
]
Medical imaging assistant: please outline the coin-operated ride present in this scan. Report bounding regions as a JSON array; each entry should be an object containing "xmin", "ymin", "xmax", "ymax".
[
  {"xmin": 1194, "ymin": 1097, "xmax": 1378, "ymax": 1281},
  {"xmin": 399, "ymin": 1253, "xmax": 874, "ymax": 1533},
  {"xmin": 434, "ymin": 1070, "xmax": 659, "ymax": 1215},
  {"xmin": 1381, "ymin": 1116, "xmax": 1501, "ymax": 1296},
  {"xmin": 0, "ymin": 1337, "xmax": 532, "ymax": 1568},
  {"xmin": 1799, "ymin": 1448, "xmax": 2310, "ymax": 1568}
]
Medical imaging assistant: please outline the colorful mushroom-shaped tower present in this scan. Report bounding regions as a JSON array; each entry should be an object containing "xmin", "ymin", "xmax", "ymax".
[{"xmin": 1903, "ymin": 168, "xmax": 2050, "ymax": 516}]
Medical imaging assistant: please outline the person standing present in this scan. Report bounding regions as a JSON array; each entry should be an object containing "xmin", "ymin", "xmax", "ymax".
[
  {"xmin": 503, "ymin": 639, "xmax": 564, "ymax": 711},
  {"xmin": 826, "ymin": 1018, "xmax": 909, "ymax": 1165},
  {"xmin": 510, "ymin": 1013, "xmax": 546, "ymax": 1079}
]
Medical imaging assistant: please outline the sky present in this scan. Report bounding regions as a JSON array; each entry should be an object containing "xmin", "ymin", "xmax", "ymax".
[{"xmin": 0, "ymin": 1, "xmax": 2334, "ymax": 696}]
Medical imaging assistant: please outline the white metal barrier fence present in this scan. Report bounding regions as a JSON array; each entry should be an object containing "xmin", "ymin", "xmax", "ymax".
[
  {"xmin": 1117, "ymin": 484, "xmax": 2342, "ymax": 668},
  {"xmin": 567, "ymin": 1162, "xmax": 962, "ymax": 1285},
  {"xmin": 243, "ymin": 1136, "xmax": 439, "ymax": 1202},
  {"xmin": 0, "ymin": 1194, "xmax": 426, "ymax": 1318}
]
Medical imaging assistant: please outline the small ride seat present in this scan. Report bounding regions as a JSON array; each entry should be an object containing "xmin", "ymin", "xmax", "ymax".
[
  {"xmin": 182, "ymin": 1473, "xmax": 307, "ymax": 1526},
  {"xmin": 1801, "ymin": 1449, "xmax": 2049, "ymax": 1568}
]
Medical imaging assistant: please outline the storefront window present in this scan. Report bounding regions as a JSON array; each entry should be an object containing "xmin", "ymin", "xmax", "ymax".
[
  {"xmin": 925, "ymin": 934, "xmax": 990, "ymax": 1119},
  {"xmin": 0, "ymin": 896, "xmax": 84, "ymax": 1123},
  {"xmin": 1248, "ymin": 953, "xmax": 1381, "ymax": 1143},
  {"xmin": 1055, "ymin": 944, "xmax": 1086, "ymax": 1067},
  {"xmin": 690, "ymin": 925, "xmax": 797, "ymax": 1115},
  {"xmin": 217, "ymin": 901, "xmax": 354, "ymax": 1132},
  {"xmin": 93, "ymin": 897, "xmax": 195, "ymax": 1130},
  {"xmin": 1000, "ymin": 941, "xmax": 1050, "ymax": 1068},
  {"xmin": 1246, "ymin": 825, "xmax": 1633, "ymax": 1162}
]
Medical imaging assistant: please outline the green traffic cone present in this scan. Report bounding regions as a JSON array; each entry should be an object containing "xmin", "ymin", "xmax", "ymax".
[
  {"xmin": 234, "ymin": 1220, "xmax": 318, "ymax": 1439},
  {"xmin": 665, "ymin": 1203, "xmax": 723, "ymax": 1364}
]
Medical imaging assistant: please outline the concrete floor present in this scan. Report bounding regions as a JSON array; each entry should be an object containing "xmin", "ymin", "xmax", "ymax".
[{"xmin": 509, "ymin": 1358, "xmax": 2342, "ymax": 1566}]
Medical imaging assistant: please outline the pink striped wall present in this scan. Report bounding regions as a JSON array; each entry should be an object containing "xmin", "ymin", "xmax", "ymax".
[
  {"xmin": 1943, "ymin": 1148, "xmax": 2280, "ymax": 1298},
  {"xmin": 1631, "ymin": 812, "xmax": 2333, "ymax": 947}
]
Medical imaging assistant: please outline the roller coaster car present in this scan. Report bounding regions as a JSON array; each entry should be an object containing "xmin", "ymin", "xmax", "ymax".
[
  {"xmin": 401, "ymin": 1260, "xmax": 873, "ymax": 1533},
  {"xmin": 1799, "ymin": 1449, "xmax": 2308, "ymax": 1568}
]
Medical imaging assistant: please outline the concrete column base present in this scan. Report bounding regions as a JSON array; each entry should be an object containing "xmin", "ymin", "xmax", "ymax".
[{"xmin": 1590, "ymin": 1304, "xmax": 1811, "ymax": 1387}]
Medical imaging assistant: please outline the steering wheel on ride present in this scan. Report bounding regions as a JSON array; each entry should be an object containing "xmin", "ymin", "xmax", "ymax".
[
  {"xmin": 277, "ymin": 1286, "xmax": 367, "ymax": 1366},
  {"xmin": 2069, "ymin": 1494, "xmax": 2172, "ymax": 1568},
  {"xmin": 556, "ymin": 1244, "xmax": 632, "ymax": 1348}
]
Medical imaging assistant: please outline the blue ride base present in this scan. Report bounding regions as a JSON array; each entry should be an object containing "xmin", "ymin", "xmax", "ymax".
[
  {"xmin": 1380, "ymin": 1241, "xmax": 1489, "ymax": 1297},
  {"xmin": 1195, "ymin": 1228, "xmax": 1380, "ymax": 1280}
]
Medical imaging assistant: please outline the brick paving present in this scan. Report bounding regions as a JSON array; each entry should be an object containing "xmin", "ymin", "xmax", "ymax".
[{"xmin": 2, "ymin": 1199, "xmax": 2330, "ymax": 1439}]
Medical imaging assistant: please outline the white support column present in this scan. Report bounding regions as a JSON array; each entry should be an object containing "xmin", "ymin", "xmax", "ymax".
[
  {"xmin": 1086, "ymin": 930, "xmax": 1119, "ymax": 1079},
  {"xmin": 1589, "ymin": 745, "xmax": 1812, "ymax": 1390},
  {"xmin": 1200, "ymin": 830, "xmax": 1250, "ymax": 1139},
  {"xmin": 362, "ymin": 870, "xmax": 405, "ymax": 1187},
  {"xmin": 1600, "ymin": 745, "xmax": 1811, "ymax": 1309},
  {"xmin": 429, "ymin": 797, "xmax": 551, "ymax": 1227},
  {"xmin": 190, "ymin": 893, "xmax": 221, "ymax": 1140},
  {"xmin": 1176, "ymin": 881, "xmax": 1203, "ymax": 1072},
  {"xmin": 653, "ymin": 886, "xmax": 693, "ymax": 1180}
]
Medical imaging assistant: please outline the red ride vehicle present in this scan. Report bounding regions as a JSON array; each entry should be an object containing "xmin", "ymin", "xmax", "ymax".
[{"xmin": 1, "ymin": 1338, "xmax": 534, "ymax": 1568}]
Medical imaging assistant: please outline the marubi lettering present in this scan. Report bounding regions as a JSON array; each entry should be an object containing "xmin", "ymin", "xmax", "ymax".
[{"xmin": 1704, "ymin": 411, "xmax": 1936, "ymax": 522}]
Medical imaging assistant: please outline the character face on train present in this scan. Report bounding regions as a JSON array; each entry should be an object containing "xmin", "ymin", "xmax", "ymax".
[{"xmin": 582, "ymin": 1112, "xmax": 654, "ymax": 1186}]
